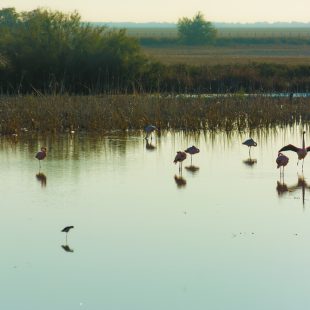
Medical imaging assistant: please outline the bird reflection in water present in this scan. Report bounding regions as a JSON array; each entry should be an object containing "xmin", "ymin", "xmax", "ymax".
[
  {"xmin": 276, "ymin": 174, "xmax": 310, "ymax": 207},
  {"xmin": 174, "ymin": 173, "xmax": 187, "ymax": 188},
  {"xmin": 145, "ymin": 139, "xmax": 156, "ymax": 151},
  {"xmin": 185, "ymin": 165, "xmax": 200, "ymax": 174},
  {"xmin": 61, "ymin": 244, "xmax": 74, "ymax": 253},
  {"xmin": 243, "ymin": 157, "xmax": 257, "ymax": 167},
  {"xmin": 36, "ymin": 172, "xmax": 47, "ymax": 188}
]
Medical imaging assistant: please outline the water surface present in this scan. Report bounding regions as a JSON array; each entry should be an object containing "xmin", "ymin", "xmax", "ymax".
[{"xmin": 1, "ymin": 127, "xmax": 310, "ymax": 310}]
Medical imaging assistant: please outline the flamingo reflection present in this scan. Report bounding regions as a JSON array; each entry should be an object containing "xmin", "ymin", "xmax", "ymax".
[
  {"xmin": 174, "ymin": 174, "xmax": 187, "ymax": 188},
  {"xmin": 276, "ymin": 174, "xmax": 310, "ymax": 207},
  {"xmin": 243, "ymin": 157, "xmax": 257, "ymax": 167},
  {"xmin": 36, "ymin": 172, "xmax": 47, "ymax": 188},
  {"xmin": 185, "ymin": 165, "xmax": 200, "ymax": 174},
  {"xmin": 146, "ymin": 139, "xmax": 156, "ymax": 151}
]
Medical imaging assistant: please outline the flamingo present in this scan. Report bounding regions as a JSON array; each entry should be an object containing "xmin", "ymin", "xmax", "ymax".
[
  {"xmin": 242, "ymin": 138, "xmax": 257, "ymax": 156},
  {"xmin": 279, "ymin": 131, "xmax": 310, "ymax": 169},
  {"xmin": 144, "ymin": 125, "xmax": 157, "ymax": 140},
  {"xmin": 276, "ymin": 152, "xmax": 289, "ymax": 177},
  {"xmin": 173, "ymin": 151, "xmax": 187, "ymax": 171},
  {"xmin": 35, "ymin": 147, "xmax": 47, "ymax": 169},
  {"xmin": 184, "ymin": 145, "xmax": 200, "ymax": 165}
]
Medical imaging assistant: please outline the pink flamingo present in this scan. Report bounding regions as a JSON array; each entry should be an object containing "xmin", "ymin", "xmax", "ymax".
[
  {"xmin": 276, "ymin": 152, "xmax": 289, "ymax": 177},
  {"xmin": 173, "ymin": 151, "xmax": 187, "ymax": 171},
  {"xmin": 185, "ymin": 145, "xmax": 200, "ymax": 165},
  {"xmin": 279, "ymin": 131, "xmax": 310, "ymax": 170},
  {"xmin": 35, "ymin": 147, "xmax": 47, "ymax": 168}
]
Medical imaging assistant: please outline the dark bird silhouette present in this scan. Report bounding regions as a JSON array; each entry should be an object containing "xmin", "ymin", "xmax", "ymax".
[
  {"xmin": 62, "ymin": 226, "xmax": 74, "ymax": 244},
  {"xmin": 276, "ymin": 152, "xmax": 289, "ymax": 178},
  {"xmin": 242, "ymin": 138, "xmax": 257, "ymax": 156},
  {"xmin": 184, "ymin": 145, "xmax": 200, "ymax": 165},
  {"xmin": 174, "ymin": 151, "xmax": 187, "ymax": 171},
  {"xmin": 144, "ymin": 125, "xmax": 158, "ymax": 140},
  {"xmin": 62, "ymin": 226, "xmax": 74, "ymax": 233},
  {"xmin": 35, "ymin": 147, "xmax": 47, "ymax": 169},
  {"xmin": 279, "ymin": 131, "xmax": 310, "ymax": 170}
]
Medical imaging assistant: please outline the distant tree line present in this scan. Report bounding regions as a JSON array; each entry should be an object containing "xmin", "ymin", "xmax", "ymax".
[{"xmin": 0, "ymin": 8, "xmax": 310, "ymax": 94}]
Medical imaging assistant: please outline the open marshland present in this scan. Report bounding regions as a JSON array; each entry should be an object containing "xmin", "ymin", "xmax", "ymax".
[
  {"xmin": 3, "ymin": 125, "xmax": 310, "ymax": 309},
  {"xmin": 142, "ymin": 45, "xmax": 310, "ymax": 65}
]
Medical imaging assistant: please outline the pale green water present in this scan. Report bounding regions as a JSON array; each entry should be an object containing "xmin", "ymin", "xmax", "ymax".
[{"xmin": 1, "ymin": 127, "xmax": 310, "ymax": 310}]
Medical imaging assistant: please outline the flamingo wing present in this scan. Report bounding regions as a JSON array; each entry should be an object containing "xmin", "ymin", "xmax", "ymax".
[
  {"xmin": 279, "ymin": 144, "xmax": 299, "ymax": 153},
  {"xmin": 306, "ymin": 146, "xmax": 310, "ymax": 152}
]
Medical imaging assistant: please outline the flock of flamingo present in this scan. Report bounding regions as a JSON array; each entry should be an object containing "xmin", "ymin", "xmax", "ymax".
[
  {"xmin": 35, "ymin": 127, "xmax": 310, "ymax": 178},
  {"xmin": 35, "ymin": 126, "xmax": 310, "ymax": 178},
  {"xmin": 32, "ymin": 127, "xmax": 310, "ymax": 242},
  {"xmin": 144, "ymin": 125, "xmax": 310, "ymax": 178}
]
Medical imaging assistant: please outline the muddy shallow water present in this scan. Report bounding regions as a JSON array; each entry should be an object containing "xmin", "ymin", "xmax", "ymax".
[{"xmin": 1, "ymin": 126, "xmax": 310, "ymax": 310}]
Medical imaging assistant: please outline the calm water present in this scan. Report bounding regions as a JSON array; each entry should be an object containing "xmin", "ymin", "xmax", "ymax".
[{"xmin": 2, "ymin": 126, "xmax": 310, "ymax": 310}]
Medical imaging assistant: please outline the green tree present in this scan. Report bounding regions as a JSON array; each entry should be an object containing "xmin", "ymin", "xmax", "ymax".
[
  {"xmin": 177, "ymin": 12, "xmax": 217, "ymax": 45},
  {"xmin": 0, "ymin": 8, "xmax": 147, "ymax": 93}
]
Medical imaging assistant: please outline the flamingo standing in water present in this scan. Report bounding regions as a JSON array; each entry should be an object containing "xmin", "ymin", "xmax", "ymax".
[
  {"xmin": 185, "ymin": 145, "xmax": 200, "ymax": 165},
  {"xmin": 174, "ymin": 151, "xmax": 187, "ymax": 171},
  {"xmin": 35, "ymin": 147, "xmax": 47, "ymax": 169},
  {"xmin": 242, "ymin": 138, "xmax": 257, "ymax": 156},
  {"xmin": 144, "ymin": 125, "xmax": 157, "ymax": 140},
  {"xmin": 279, "ymin": 131, "xmax": 310, "ymax": 170},
  {"xmin": 276, "ymin": 152, "xmax": 289, "ymax": 177}
]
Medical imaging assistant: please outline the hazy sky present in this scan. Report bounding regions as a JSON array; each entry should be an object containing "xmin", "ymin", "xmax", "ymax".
[{"xmin": 1, "ymin": 0, "xmax": 309, "ymax": 23}]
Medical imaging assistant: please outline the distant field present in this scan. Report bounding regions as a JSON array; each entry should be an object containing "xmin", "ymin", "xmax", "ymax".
[
  {"xmin": 126, "ymin": 27, "xmax": 310, "ymax": 38},
  {"xmin": 142, "ymin": 45, "xmax": 310, "ymax": 66}
]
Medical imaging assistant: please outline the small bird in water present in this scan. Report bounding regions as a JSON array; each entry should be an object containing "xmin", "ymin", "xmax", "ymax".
[
  {"xmin": 144, "ymin": 125, "xmax": 157, "ymax": 140},
  {"xmin": 276, "ymin": 152, "xmax": 289, "ymax": 177},
  {"xmin": 279, "ymin": 131, "xmax": 310, "ymax": 170},
  {"xmin": 174, "ymin": 151, "xmax": 187, "ymax": 171},
  {"xmin": 185, "ymin": 145, "xmax": 200, "ymax": 165},
  {"xmin": 242, "ymin": 138, "xmax": 257, "ymax": 156},
  {"xmin": 35, "ymin": 147, "xmax": 47, "ymax": 169}
]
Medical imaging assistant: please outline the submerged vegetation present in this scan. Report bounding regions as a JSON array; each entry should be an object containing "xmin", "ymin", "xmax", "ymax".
[{"xmin": 1, "ymin": 95, "xmax": 310, "ymax": 135}]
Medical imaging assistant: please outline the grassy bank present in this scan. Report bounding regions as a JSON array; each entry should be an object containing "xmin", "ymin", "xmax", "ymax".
[{"xmin": 1, "ymin": 95, "xmax": 310, "ymax": 135}]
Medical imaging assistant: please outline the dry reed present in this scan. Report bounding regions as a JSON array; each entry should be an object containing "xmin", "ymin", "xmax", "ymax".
[{"xmin": 0, "ymin": 94, "xmax": 309, "ymax": 135}]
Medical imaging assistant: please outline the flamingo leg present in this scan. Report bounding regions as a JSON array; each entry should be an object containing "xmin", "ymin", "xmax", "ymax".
[
  {"xmin": 191, "ymin": 155, "xmax": 192, "ymax": 165},
  {"xmin": 302, "ymin": 159, "xmax": 304, "ymax": 171}
]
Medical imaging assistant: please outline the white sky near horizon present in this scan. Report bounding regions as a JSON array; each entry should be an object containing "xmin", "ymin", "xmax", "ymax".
[{"xmin": 1, "ymin": 0, "xmax": 309, "ymax": 23}]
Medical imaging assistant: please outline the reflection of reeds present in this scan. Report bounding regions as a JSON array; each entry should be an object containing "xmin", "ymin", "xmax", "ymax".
[{"xmin": 1, "ymin": 95, "xmax": 310, "ymax": 134}]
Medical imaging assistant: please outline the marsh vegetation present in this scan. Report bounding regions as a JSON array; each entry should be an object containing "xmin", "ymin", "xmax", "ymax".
[{"xmin": 1, "ymin": 95, "xmax": 310, "ymax": 135}]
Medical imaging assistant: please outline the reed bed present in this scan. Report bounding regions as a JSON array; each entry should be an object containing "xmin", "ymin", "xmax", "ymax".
[{"xmin": 0, "ymin": 94, "xmax": 310, "ymax": 135}]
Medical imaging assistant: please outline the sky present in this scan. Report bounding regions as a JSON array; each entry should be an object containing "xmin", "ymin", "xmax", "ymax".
[{"xmin": 1, "ymin": 0, "xmax": 309, "ymax": 23}]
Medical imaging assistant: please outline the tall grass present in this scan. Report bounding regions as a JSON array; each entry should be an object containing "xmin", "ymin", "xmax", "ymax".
[{"xmin": 0, "ymin": 94, "xmax": 310, "ymax": 135}]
